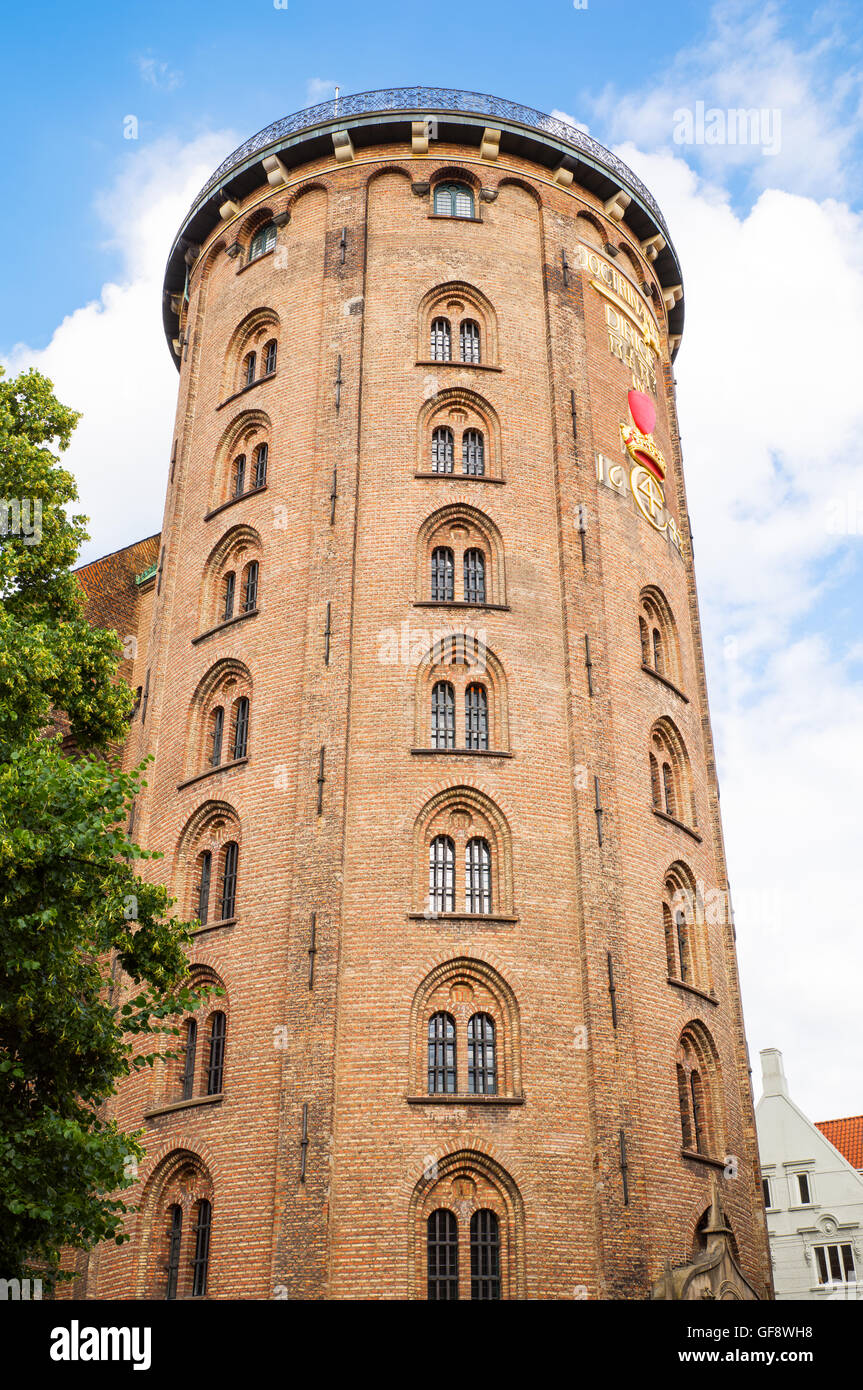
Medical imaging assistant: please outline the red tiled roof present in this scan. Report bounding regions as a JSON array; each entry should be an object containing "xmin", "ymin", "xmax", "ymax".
[{"xmin": 816, "ymin": 1116, "xmax": 863, "ymax": 1170}]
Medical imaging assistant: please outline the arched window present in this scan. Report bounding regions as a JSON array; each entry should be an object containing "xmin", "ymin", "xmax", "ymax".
[
  {"xmin": 430, "ymin": 317, "xmax": 451, "ymax": 361},
  {"xmin": 462, "ymin": 429, "xmax": 485, "ymax": 476},
  {"xmin": 231, "ymin": 696, "xmax": 249, "ymax": 760},
  {"xmin": 463, "ymin": 548, "xmax": 486, "ymax": 604},
  {"xmin": 248, "ymin": 222, "xmax": 276, "ymax": 262},
  {"xmin": 165, "ymin": 1205, "xmax": 183, "ymax": 1301},
  {"xmin": 429, "ymin": 834, "xmax": 455, "ymax": 913},
  {"xmin": 219, "ymin": 841, "xmax": 238, "ymax": 920},
  {"xmin": 650, "ymin": 719, "xmax": 695, "ymax": 829},
  {"xmin": 432, "ymin": 426, "xmax": 454, "ymax": 474},
  {"xmin": 191, "ymin": 1199, "xmax": 212, "ymax": 1298},
  {"xmin": 431, "ymin": 681, "xmax": 455, "ymax": 749},
  {"xmin": 427, "ymin": 1209, "xmax": 459, "ymax": 1300},
  {"xmin": 180, "ymin": 1019, "xmax": 198, "ymax": 1100},
  {"xmin": 465, "ymin": 684, "xmax": 488, "ymax": 750},
  {"xmin": 241, "ymin": 560, "xmax": 258, "ymax": 612},
  {"xmin": 209, "ymin": 707, "xmax": 225, "ymax": 767},
  {"xmin": 221, "ymin": 572, "xmax": 236, "ymax": 622},
  {"xmin": 470, "ymin": 1210, "xmax": 501, "ymax": 1300},
  {"xmin": 639, "ymin": 587, "xmax": 682, "ymax": 689},
  {"xmin": 428, "ymin": 1013, "xmax": 456, "ymax": 1094},
  {"xmin": 263, "ymin": 339, "xmax": 277, "ymax": 375},
  {"xmin": 253, "ymin": 442, "xmax": 268, "ymax": 489},
  {"xmin": 465, "ymin": 837, "xmax": 491, "ymax": 913},
  {"xmin": 231, "ymin": 454, "xmax": 246, "ymax": 497},
  {"xmin": 467, "ymin": 1014, "xmax": 496, "ymax": 1094},
  {"xmin": 434, "ymin": 183, "xmax": 475, "ymax": 219},
  {"xmin": 431, "ymin": 546, "xmax": 454, "ymax": 602},
  {"xmin": 206, "ymin": 1012, "xmax": 227, "ymax": 1095},
  {"xmin": 676, "ymin": 1026, "xmax": 722, "ymax": 1158},
  {"xmin": 243, "ymin": 352, "xmax": 256, "ymax": 388},
  {"xmin": 460, "ymin": 320, "xmax": 481, "ymax": 363},
  {"xmin": 195, "ymin": 851, "xmax": 212, "ymax": 924}
]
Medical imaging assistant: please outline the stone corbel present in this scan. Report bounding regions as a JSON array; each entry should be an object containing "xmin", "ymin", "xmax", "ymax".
[
  {"xmin": 411, "ymin": 120, "xmax": 429, "ymax": 155},
  {"xmin": 479, "ymin": 188, "xmax": 499, "ymax": 203},
  {"xmin": 271, "ymin": 209, "xmax": 290, "ymax": 228},
  {"xmin": 332, "ymin": 130, "xmax": 355, "ymax": 163},
  {"xmin": 411, "ymin": 180, "xmax": 431, "ymax": 197},
  {"xmin": 219, "ymin": 199, "xmax": 241, "ymax": 221},
  {"xmin": 480, "ymin": 127, "xmax": 501, "ymax": 161},
  {"xmin": 662, "ymin": 283, "xmax": 683, "ymax": 312},
  {"xmin": 603, "ymin": 189, "xmax": 631, "ymax": 222},
  {"xmin": 552, "ymin": 156, "xmax": 577, "ymax": 187},
  {"xmin": 262, "ymin": 153, "xmax": 289, "ymax": 187},
  {"xmin": 641, "ymin": 233, "xmax": 666, "ymax": 262}
]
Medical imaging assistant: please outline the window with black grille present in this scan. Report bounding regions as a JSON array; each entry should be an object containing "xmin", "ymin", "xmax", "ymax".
[
  {"xmin": 431, "ymin": 546, "xmax": 454, "ymax": 601},
  {"xmin": 427, "ymin": 1209, "xmax": 459, "ymax": 1300},
  {"xmin": 427, "ymin": 1012, "xmax": 456, "ymax": 1094}
]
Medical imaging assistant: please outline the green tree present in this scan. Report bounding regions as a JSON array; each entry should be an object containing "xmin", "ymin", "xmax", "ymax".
[{"xmin": 0, "ymin": 367, "xmax": 202, "ymax": 1285}]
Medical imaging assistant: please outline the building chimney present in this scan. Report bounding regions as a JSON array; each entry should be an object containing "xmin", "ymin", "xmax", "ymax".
[{"xmin": 760, "ymin": 1048, "xmax": 789, "ymax": 1097}]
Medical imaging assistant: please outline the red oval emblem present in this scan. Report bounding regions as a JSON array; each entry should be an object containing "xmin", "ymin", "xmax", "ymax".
[{"xmin": 628, "ymin": 389, "xmax": 656, "ymax": 436}]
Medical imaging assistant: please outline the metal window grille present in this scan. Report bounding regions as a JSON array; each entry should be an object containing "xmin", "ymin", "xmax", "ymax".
[
  {"xmin": 676, "ymin": 1064, "xmax": 693, "ymax": 1149},
  {"xmin": 430, "ymin": 317, "xmax": 451, "ymax": 361},
  {"xmin": 462, "ymin": 429, "xmax": 485, "ymax": 475},
  {"xmin": 165, "ymin": 1205, "xmax": 183, "ymax": 1300},
  {"xmin": 653, "ymin": 627, "xmax": 664, "ymax": 675},
  {"xmin": 431, "ymin": 547, "xmax": 454, "ymax": 601},
  {"xmin": 241, "ymin": 560, "xmax": 258, "ymax": 612},
  {"xmin": 427, "ymin": 1012, "xmax": 456, "ymax": 1094},
  {"xmin": 244, "ymin": 352, "xmax": 256, "ymax": 386},
  {"xmin": 470, "ymin": 1210, "xmax": 501, "ymax": 1300},
  {"xmin": 180, "ymin": 1019, "xmax": 198, "ymax": 1100},
  {"xmin": 463, "ymin": 548, "xmax": 486, "ymax": 604},
  {"xmin": 222, "ymin": 572, "xmax": 235, "ymax": 622},
  {"xmin": 253, "ymin": 442, "xmax": 268, "ymax": 488},
  {"xmin": 206, "ymin": 1012, "xmax": 226, "ymax": 1095},
  {"xmin": 467, "ymin": 1013, "xmax": 496, "ymax": 1094},
  {"xmin": 690, "ymin": 1070, "xmax": 704, "ymax": 1153},
  {"xmin": 427, "ymin": 1209, "xmax": 459, "ymax": 1300},
  {"xmin": 662, "ymin": 903, "xmax": 676, "ymax": 976},
  {"xmin": 460, "ymin": 319, "xmax": 481, "ymax": 363},
  {"xmin": 662, "ymin": 762, "xmax": 676, "ymax": 818},
  {"xmin": 209, "ymin": 706, "xmax": 224, "ymax": 767},
  {"xmin": 232, "ymin": 454, "xmax": 246, "ymax": 496},
  {"xmin": 249, "ymin": 223, "xmax": 276, "ymax": 261},
  {"xmin": 219, "ymin": 841, "xmax": 238, "ymax": 920},
  {"xmin": 196, "ymin": 851, "xmax": 212, "ymax": 924},
  {"xmin": 264, "ymin": 339, "xmax": 277, "ymax": 374},
  {"xmin": 675, "ymin": 909, "xmax": 689, "ymax": 981},
  {"xmin": 465, "ymin": 683, "xmax": 488, "ymax": 750},
  {"xmin": 431, "ymin": 681, "xmax": 455, "ymax": 749},
  {"xmin": 431, "ymin": 427, "xmax": 454, "ymax": 474},
  {"xmin": 428, "ymin": 835, "xmax": 455, "ymax": 913},
  {"xmin": 231, "ymin": 697, "xmax": 249, "ymax": 760},
  {"xmin": 639, "ymin": 616, "xmax": 650, "ymax": 665},
  {"xmin": 465, "ymin": 836, "xmax": 491, "ymax": 913},
  {"xmin": 191, "ymin": 1199, "xmax": 212, "ymax": 1297},
  {"xmin": 434, "ymin": 182, "xmax": 474, "ymax": 218},
  {"xmin": 650, "ymin": 752, "xmax": 661, "ymax": 808}
]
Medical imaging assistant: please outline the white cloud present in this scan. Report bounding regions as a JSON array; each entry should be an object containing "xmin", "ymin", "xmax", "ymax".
[
  {"xmin": 306, "ymin": 77, "xmax": 338, "ymax": 105},
  {"xmin": 137, "ymin": 54, "xmax": 184, "ymax": 92},
  {"xmin": 597, "ymin": 56, "xmax": 863, "ymax": 1115},
  {"xmin": 2, "ymin": 132, "xmax": 237, "ymax": 566},
  {"xmin": 549, "ymin": 107, "xmax": 590, "ymax": 135},
  {"xmin": 591, "ymin": 0, "xmax": 863, "ymax": 200}
]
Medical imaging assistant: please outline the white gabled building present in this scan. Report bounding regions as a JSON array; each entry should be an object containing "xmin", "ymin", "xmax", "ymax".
[{"xmin": 756, "ymin": 1048, "xmax": 863, "ymax": 1300}]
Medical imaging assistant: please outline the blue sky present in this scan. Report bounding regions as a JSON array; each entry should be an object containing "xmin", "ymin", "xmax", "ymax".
[{"xmin": 2, "ymin": 0, "xmax": 863, "ymax": 1119}]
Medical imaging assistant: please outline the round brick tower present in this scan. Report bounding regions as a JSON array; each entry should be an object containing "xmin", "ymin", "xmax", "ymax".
[{"xmin": 82, "ymin": 89, "xmax": 771, "ymax": 1301}]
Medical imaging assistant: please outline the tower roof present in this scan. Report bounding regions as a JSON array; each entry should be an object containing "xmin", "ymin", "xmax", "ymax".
[{"xmin": 162, "ymin": 86, "xmax": 684, "ymax": 364}]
